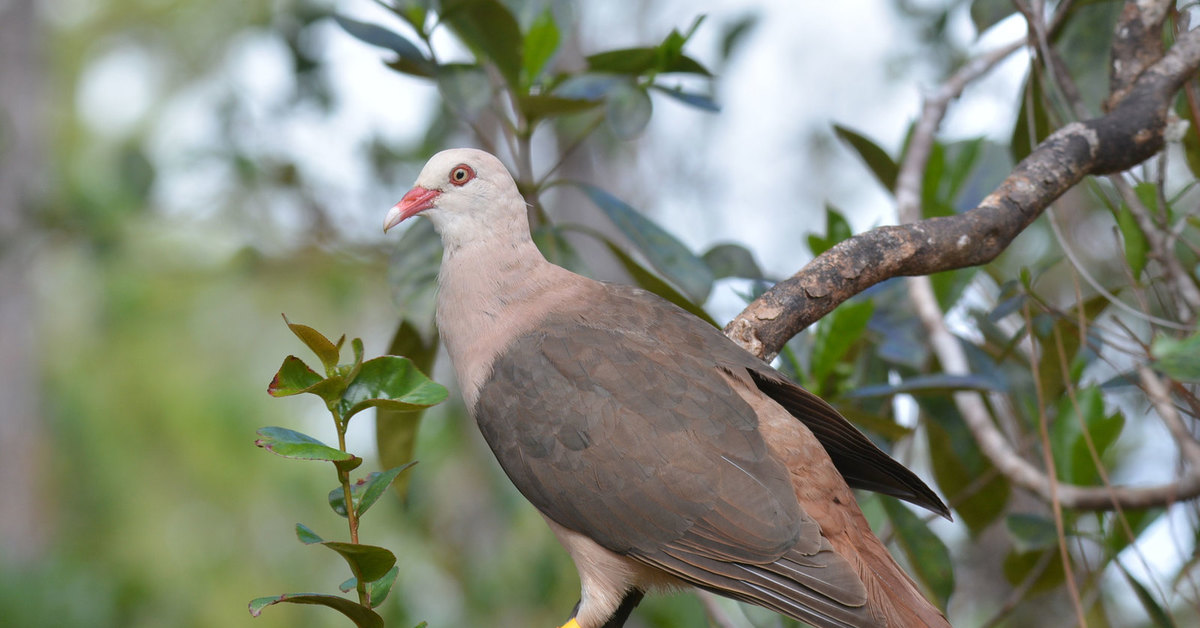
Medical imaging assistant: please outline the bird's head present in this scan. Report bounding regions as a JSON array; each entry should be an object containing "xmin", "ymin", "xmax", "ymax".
[{"xmin": 383, "ymin": 148, "xmax": 528, "ymax": 247}]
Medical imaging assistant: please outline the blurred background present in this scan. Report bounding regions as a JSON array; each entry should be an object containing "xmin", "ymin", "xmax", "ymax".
[{"xmin": 2, "ymin": 0, "xmax": 1191, "ymax": 626}]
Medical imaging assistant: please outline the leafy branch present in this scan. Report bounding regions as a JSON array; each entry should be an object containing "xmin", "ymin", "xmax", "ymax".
[{"xmin": 249, "ymin": 315, "xmax": 446, "ymax": 626}]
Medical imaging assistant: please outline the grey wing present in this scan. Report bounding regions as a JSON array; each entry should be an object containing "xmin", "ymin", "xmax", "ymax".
[{"xmin": 473, "ymin": 316, "xmax": 877, "ymax": 627}]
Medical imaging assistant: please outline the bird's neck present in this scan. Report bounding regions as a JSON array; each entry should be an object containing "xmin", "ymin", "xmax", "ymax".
[{"xmin": 435, "ymin": 236, "xmax": 592, "ymax": 409}]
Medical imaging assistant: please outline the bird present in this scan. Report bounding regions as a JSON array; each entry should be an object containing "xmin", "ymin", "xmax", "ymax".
[{"xmin": 384, "ymin": 148, "xmax": 953, "ymax": 628}]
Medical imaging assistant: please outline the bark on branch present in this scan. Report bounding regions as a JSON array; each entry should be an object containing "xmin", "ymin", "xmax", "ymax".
[{"xmin": 725, "ymin": 25, "xmax": 1200, "ymax": 361}]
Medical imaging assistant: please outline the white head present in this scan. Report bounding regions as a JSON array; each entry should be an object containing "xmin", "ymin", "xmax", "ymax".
[{"xmin": 383, "ymin": 148, "xmax": 530, "ymax": 250}]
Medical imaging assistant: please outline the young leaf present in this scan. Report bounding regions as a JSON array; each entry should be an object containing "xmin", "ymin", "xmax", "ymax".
[
  {"xmin": 574, "ymin": 182, "xmax": 714, "ymax": 304},
  {"xmin": 439, "ymin": 0, "xmax": 523, "ymax": 88},
  {"xmin": 267, "ymin": 355, "xmax": 323, "ymax": 397},
  {"xmin": 296, "ymin": 522, "xmax": 324, "ymax": 545},
  {"xmin": 833, "ymin": 125, "xmax": 898, "ymax": 192},
  {"xmin": 281, "ymin": 314, "xmax": 342, "ymax": 373},
  {"xmin": 255, "ymin": 427, "xmax": 362, "ymax": 472},
  {"xmin": 338, "ymin": 356, "xmax": 448, "ymax": 422},
  {"xmin": 605, "ymin": 82, "xmax": 653, "ymax": 140},
  {"xmin": 328, "ymin": 463, "xmax": 418, "ymax": 518},
  {"xmin": 522, "ymin": 8, "xmax": 559, "ymax": 84},
  {"xmin": 881, "ymin": 498, "xmax": 955, "ymax": 609},
  {"xmin": 249, "ymin": 593, "xmax": 383, "ymax": 628},
  {"xmin": 339, "ymin": 566, "xmax": 401, "ymax": 609},
  {"xmin": 376, "ymin": 320, "xmax": 439, "ymax": 501},
  {"xmin": 322, "ymin": 542, "xmax": 397, "ymax": 585}
]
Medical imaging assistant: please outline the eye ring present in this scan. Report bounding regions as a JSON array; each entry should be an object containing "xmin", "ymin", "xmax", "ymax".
[{"xmin": 449, "ymin": 164, "xmax": 475, "ymax": 186}]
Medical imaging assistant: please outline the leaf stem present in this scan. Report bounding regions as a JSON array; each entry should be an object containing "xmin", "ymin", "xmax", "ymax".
[{"xmin": 331, "ymin": 406, "xmax": 368, "ymax": 606}]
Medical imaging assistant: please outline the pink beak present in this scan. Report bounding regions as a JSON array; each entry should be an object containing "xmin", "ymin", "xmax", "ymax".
[{"xmin": 383, "ymin": 186, "xmax": 441, "ymax": 232}]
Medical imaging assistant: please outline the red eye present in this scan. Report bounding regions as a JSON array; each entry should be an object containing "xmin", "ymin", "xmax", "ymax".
[{"xmin": 449, "ymin": 164, "xmax": 474, "ymax": 186}]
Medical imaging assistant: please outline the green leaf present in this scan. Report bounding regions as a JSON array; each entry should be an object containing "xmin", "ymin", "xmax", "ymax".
[
  {"xmin": 333, "ymin": 15, "xmax": 431, "ymax": 75},
  {"xmin": 1006, "ymin": 513, "xmax": 1060, "ymax": 552},
  {"xmin": 339, "ymin": 566, "xmax": 401, "ymax": 609},
  {"xmin": 1117, "ymin": 562, "xmax": 1178, "ymax": 628},
  {"xmin": 1051, "ymin": 387, "xmax": 1124, "ymax": 485},
  {"xmin": 295, "ymin": 522, "xmax": 324, "ymax": 545},
  {"xmin": 1011, "ymin": 72, "xmax": 1053, "ymax": 162},
  {"xmin": 920, "ymin": 396, "xmax": 1010, "ymax": 535},
  {"xmin": 440, "ymin": 0, "xmax": 522, "ymax": 87},
  {"xmin": 809, "ymin": 299, "xmax": 873, "ymax": 385},
  {"xmin": 553, "ymin": 73, "xmax": 622, "ymax": 101},
  {"xmin": 328, "ymin": 463, "xmax": 418, "ymax": 518},
  {"xmin": 881, "ymin": 498, "xmax": 954, "ymax": 609},
  {"xmin": 522, "ymin": 8, "xmax": 559, "ymax": 84},
  {"xmin": 847, "ymin": 373, "xmax": 1007, "ymax": 398},
  {"xmin": 518, "ymin": 94, "xmax": 601, "ymax": 121},
  {"xmin": 1116, "ymin": 204, "xmax": 1149, "ymax": 280},
  {"xmin": 387, "ymin": 217, "xmax": 442, "ymax": 338},
  {"xmin": 322, "ymin": 542, "xmax": 397, "ymax": 584},
  {"xmin": 970, "ymin": 0, "xmax": 1015, "ymax": 34},
  {"xmin": 254, "ymin": 427, "xmax": 362, "ymax": 472},
  {"xmin": 338, "ymin": 356, "xmax": 447, "ymax": 422},
  {"xmin": 702, "ymin": 243, "xmax": 762, "ymax": 279},
  {"xmin": 719, "ymin": 14, "xmax": 758, "ymax": 62},
  {"xmin": 575, "ymin": 182, "xmax": 714, "ymax": 303},
  {"xmin": 249, "ymin": 593, "xmax": 383, "ymax": 627},
  {"xmin": 1003, "ymin": 548, "xmax": 1066, "ymax": 593},
  {"xmin": 1151, "ymin": 332, "xmax": 1200, "ymax": 382},
  {"xmin": 605, "ymin": 82, "xmax": 653, "ymax": 140},
  {"xmin": 267, "ymin": 355, "xmax": 323, "ymax": 397},
  {"xmin": 533, "ymin": 225, "xmax": 591, "ymax": 275},
  {"xmin": 435, "ymin": 63, "xmax": 492, "ymax": 119},
  {"xmin": 376, "ymin": 321, "xmax": 439, "ymax": 501},
  {"xmin": 807, "ymin": 204, "xmax": 853, "ymax": 257},
  {"xmin": 587, "ymin": 47, "xmax": 709, "ymax": 76},
  {"xmin": 282, "ymin": 315, "xmax": 341, "ymax": 372},
  {"xmin": 834, "ymin": 125, "xmax": 898, "ymax": 191},
  {"xmin": 650, "ymin": 84, "xmax": 720, "ymax": 112},
  {"xmin": 601, "ymin": 238, "xmax": 717, "ymax": 326}
]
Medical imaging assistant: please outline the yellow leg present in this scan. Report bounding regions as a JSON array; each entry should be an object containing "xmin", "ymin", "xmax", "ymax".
[{"xmin": 557, "ymin": 619, "xmax": 582, "ymax": 628}]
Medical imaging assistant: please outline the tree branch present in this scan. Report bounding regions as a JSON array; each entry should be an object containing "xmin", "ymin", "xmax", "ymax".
[{"xmin": 725, "ymin": 25, "xmax": 1200, "ymax": 361}]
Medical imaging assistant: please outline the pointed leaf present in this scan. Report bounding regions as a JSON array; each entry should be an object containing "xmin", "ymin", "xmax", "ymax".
[
  {"xmin": 435, "ymin": 63, "xmax": 492, "ymax": 119},
  {"xmin": 322, "ymin": 542, "xmax": 397, "ymax": 584},
  {"xmin": 339, "ymin": 566, "xmax": 400, "ymax": 608},
  {"xmin": 1011, "ymin": 72, "xmax": 1053, "ymax": 162},
  {"xmin": 255, "ymin": 427, "xmax": 362, "ymax": 471},
  {"xmin": 602, "ymin": 239, "xmax": 717, "ymax": 326},
  {"xmin": 296, "ymin": 522, "xmax": 324, "ymax": 545},
  {"xmin": 847, "ymin": 372, "xmax": 1007, "ymax": 398},
  {"xmin": 605, "ymin": 83, "xmax": 653, "ymax": 140},
  {"xmin": 574, "ymin": 182, "xmax": 714, "ymax": 303},
  {"xmin": 702, "ymin": 243, "xmax": 763, "ymax": 279},
  {"xmin": 1116, "ymin": 204, "xmax": 1149, "ymax": 280},
  {"xmin": 328, "ymin": 463, "xmax": 418, "ymax": 518},
  {"xmin": 522, "ymin": 8, "xmax": 559, "ymax": 84},
  {"xmin": 518, "ymin": 94, "xmax": 601, "ymax": 120},
  {"xmin": 834, "ymin": 125, "xmax": 898, "ymax": 191},
  {"xmin": 807, "ymin": 204, "xmax": 853, "ymax": 257},
  {"xmin": 249, "ymin": 593, "xmax": 383, "ymax": 628},
  {"xmin": 282, "ymin": 315, "xmax": 341, "ymax": 372},
  {"xmin": 650, "ymin": 84, "xmax": 720, "ymax": 112},
  {"xmin": 338, "ymin": 356, "xmax": 447, "ymax": 422},
  {"xmin": 809, "ymin": 299, "xmax": 873, "ymax": 385},
  {"xmin": 920, "ymin": 396, "xmax": 1010, "ymax": 534},
  {"xmin": 267, "ymin": 355, "xmax": 323, "ymax": 397},
  {"xmin": 881, "ymin": 498, "xmax": 954, "ymax": 609},
  {"xmin": 440, "ymin": 0, "xmax": 522, "ymax": 87},
  {"xmin": 376, "ymin": 320, "xmax": 439, "ymax": 501},
  {"xmin": 1117, "ymin": 562, "xmax": 1179, "ymax": 628},
  {"xmin": 333, "ymin": 15, "xmax": 432, "ymax": 74}
]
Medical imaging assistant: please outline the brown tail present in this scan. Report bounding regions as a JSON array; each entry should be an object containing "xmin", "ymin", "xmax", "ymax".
[{"xmin": 831, "ymin": 509, "xmax": 952, "ymax": 628}]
